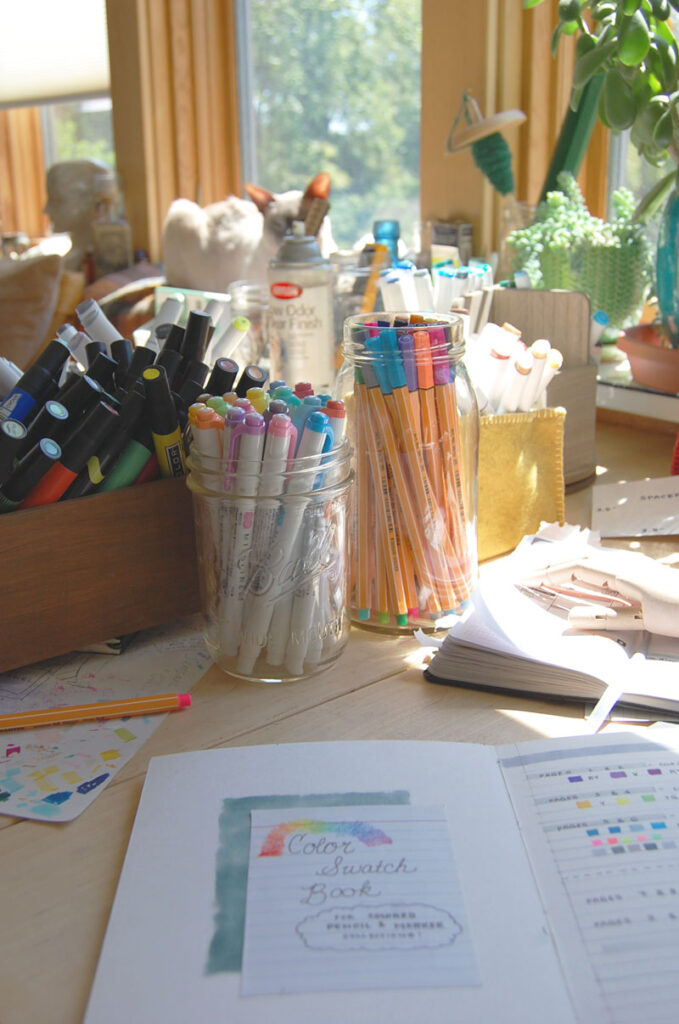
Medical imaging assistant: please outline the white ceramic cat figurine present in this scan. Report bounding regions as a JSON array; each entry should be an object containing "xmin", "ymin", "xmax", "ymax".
[{"xmin": 161, "ymin": 173, "xmax": 335, "ymax": 293}]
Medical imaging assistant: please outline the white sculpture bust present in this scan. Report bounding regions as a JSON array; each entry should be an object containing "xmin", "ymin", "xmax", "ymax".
[{"xmin": 44, "ymin": 159, "xmax": 118, "ymax": 272}]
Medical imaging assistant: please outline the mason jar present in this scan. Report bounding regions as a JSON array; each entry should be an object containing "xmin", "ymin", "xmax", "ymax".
[
  {"xmin": 186, "ymin": 437, "xmax": 353, "ymax": 682},
  {"xmin": 336, "ymin": 312, "xmax": 478, "ymax": 633}
]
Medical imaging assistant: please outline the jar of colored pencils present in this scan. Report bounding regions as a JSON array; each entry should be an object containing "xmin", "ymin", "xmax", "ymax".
[
  {"xmin": 186, "ymin": 423, "xmax": 353, "ymax": 683},
  {"xmin": 337, "ymin": 312, "xmax": 479, "ymax": 632}
]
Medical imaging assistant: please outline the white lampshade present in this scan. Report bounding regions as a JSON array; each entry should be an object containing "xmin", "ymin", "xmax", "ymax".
[{"xmin": 0, "ymin": 0, "xmax": 110, "ymax": 108}]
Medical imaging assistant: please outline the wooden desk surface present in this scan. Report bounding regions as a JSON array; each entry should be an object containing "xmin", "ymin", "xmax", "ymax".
[{"xmin": 0, "ymin": 418, "xmax": 676, "ymax": 1024}]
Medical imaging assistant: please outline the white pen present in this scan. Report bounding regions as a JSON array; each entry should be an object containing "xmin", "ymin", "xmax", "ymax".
[
  {"xmin": 433, "ymin": 268, "xmax": 455, "ymax": 313},
  {"xmin": 219, "ymin": 410, "xmax": 265, "ymax": 657},
  {"xmin": 499, "ymin": 348, "xmax": 534, "ymax": 413},
  {"xmin": 518, "ymin": 337, "xmax": 551, "ymax": 411},
  {"xmin": 75, "ymin": 298, "xmax": 122, "ymax": 350},
  {"xmin": 211, "ymin": 316, "xmax": 251, "ymax": 361},
  {"xmin": 413, "ymin": 268, "xmax": 434, "ymax": 310},
  {"xmin": 242, "ymin": 412, "xmax": 298, "ymax": 664},
  {"xmin": 235, "ymin": 411, "xmax": 333, "ymax": 675},
  {"xmin": 482, "ymin": 327, "xmax": 516, "ymax": 412},
  {"xmin": 379, "ymin": 271, "xmax": 406, "ymax": 312},
  {"xmin": 132, "ymin": 295, "xmax": 183, "ymax": 348},
  {"xmin": 533, "ymin": 348, "xmax": 563, "ymax": 407}
]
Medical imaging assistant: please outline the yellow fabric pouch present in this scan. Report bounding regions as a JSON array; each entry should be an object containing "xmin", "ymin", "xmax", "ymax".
[{"xmin": 477, "ymin": 407, "xmax": 566, "ymax": 562}]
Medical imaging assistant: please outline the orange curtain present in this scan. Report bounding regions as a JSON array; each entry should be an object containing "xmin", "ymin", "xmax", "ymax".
[
  {"xmin": 0, "ymin": 107, "xmax": 49, "ymax": 239},
  {"xmin": 106, "ymin": 0, "xmax": 242, "ymax": 263}
]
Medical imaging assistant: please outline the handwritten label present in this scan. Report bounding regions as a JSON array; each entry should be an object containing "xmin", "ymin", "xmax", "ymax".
[{"xmin": 241, "ymin": 804, "xmax": 480, "ymax": 996}]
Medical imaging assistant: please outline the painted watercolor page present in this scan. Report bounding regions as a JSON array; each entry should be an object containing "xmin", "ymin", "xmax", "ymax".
[
  {"xmin": 0, "ymin": 617, "xmax": 208, "ymax": 822},
  {"xmin": 242, "ymin": 804, "xmax": 479, "ymax": 996},
  {"xmin": 498, "ymin": 729, "xmax": 679, "ymax": 1024},
  {"xmin": 84, "ymin": 741, "xmax": 578, "ymax": 1024}
]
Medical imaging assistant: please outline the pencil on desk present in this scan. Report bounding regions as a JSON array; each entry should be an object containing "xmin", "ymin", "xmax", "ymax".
[{"xmin": 0, "ymin": 693, "xmax": 192, "ymax": 732}]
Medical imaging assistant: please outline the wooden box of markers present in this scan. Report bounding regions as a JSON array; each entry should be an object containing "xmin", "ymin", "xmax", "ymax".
[{"xmin": 0, "ymin": 477, "xmax": 201, "ymax": 674}]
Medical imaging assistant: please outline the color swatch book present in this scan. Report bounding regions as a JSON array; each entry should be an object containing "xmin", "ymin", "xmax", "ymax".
[
  {"xmin": 84, "ymin": 732, "xmax": 679, "ymax": 1023},
  {"xmin": 424, "ymin": 525, "xmax": 679, "ymax": 724}
]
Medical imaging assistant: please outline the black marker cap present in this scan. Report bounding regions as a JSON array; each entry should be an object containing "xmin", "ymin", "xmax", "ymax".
[
  {"xmin": 0, "ymin": 419, "xmax": 27, "ymax": 486},
  {"xmin": 121, "ymin": 346, "xmax": 156, "ymax": 390},
  {"xmin": 85, "ymin": 340, "xmax": 107, "ymax": 368},
  {"xmin": 61, "ymin": 388, "xmax": 146, "ymax": 499},
  {"xmin": 1, "ymin": 437, "xmax": 62, "ymax": 504},
  {"xmin": 87, "ymin": 352, "xmax": 118, "ymax": 389},
  {"xmin": 60, "ymin": 401, "xmax": 120, "ymax": 474},
  {"xmin": 205, "ymin": 357, "xmax": 239, "ymax": 396},
  {"xmin": 142, "ymin": 365, "xmax": 179, "ymax": 436},
  {"xmin": 180, "ymin": 310, "xmax": 211, "ymax": 364},
  {"xmin": 155, "ymin": 347, "xmax": 183, "ymax": 387},
  {"xmin": 54, "ymin": 373, "xmax": 104, "ymax": 418},
  {"xmin": 18, "ymin": 399, "xmax": 69, "ymax": 458},
  {"xmin": 161, "ymin": 323, "xmax": 185, "ymax": 354},
  {"xmin": 33, "ymin": 337, "xmax": 72, "ymax": 378},
  {"xmin": 235, "ymin": 364, "xmax": 268, "ymax": 397},
  {"xmin": 111, "ymin": 337, "xmax": 134, "ymax": 373},
  {"xmin": 7, "ymin": 363, "xmax": 54, "ymax": 405},
  {"xmin": 181, "ymin": 359, "xmax": 209, "ymax": 389}
]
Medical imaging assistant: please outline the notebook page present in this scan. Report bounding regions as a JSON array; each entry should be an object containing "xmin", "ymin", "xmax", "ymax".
[
  {"xmin": 498, "ymin": 731, "xmax": 679, "ymax": 1024},
  {"xmin": 242, "ymin": 805, "xmax": 479, "ymax": 995}
]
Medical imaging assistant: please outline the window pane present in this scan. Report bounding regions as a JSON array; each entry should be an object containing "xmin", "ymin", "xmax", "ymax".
[
  {"xmin": 42, "ymin": 97, "xmax": 116, "ymax": 171},
  {"xmin": 239, "ymin": 0, "xmax": 421, "ymax": 251}
]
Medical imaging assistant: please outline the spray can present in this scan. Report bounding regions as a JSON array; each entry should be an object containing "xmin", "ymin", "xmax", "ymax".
[{"xmin": 267, "ymin": 222, "xmax": 334, "ymax": 391}]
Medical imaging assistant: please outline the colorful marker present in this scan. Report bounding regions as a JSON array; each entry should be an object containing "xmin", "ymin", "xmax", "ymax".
[
  {"xmin": 0, "ymin": 419, "xmax": 27, "ymax": 486},
  {"xmin": 20, "ymin": 402, "xmax": 119, "ymax": 507},
  {"xmin": 142, "ymin": 365, "xmax": 186, "ymax": 478},
  {"xmin": 0, "ymin": 437, "xmax": 62, "ymax": 512}
]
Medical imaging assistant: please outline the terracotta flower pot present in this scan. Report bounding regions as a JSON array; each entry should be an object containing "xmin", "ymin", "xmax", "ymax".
[{"xmin": 617, "ymin": 324, "xmax": 679, "ymax": 395}]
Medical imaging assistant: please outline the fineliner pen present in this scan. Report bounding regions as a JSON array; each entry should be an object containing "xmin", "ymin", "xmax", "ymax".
[
  {"xmin": 0, "ymin": 419, "xmax": 27, "ymax": 486},
  {"xmin": 205, "ymin": 357, "xmax": 239, "ymax": 396},
  {"xmin": 0, "ymin": 437, "xmax": 62, "ymax": 512},
  {"xmin": 0, "ymin": 364, "xmax": 55, "ymax": 424},
  {"xmin": 17, "ymin": 399, "xmax": 69, "ymax": 459},
  {"xmin": 235, "ymin": 364, "xmax": 268, "ymax": 397},
  {"xmin": 20, "ymin": 401, "xmax": 119, "ymax": 508},
  {"xmin": 262, "ymin": 398, "xmax": 290, "ymax": 423},
  {"xmin": 142, "ymin": 365, "xmax": 186, "ymax": 478},
  {"xmin": 267, "ymin": 380, "xmax": 287, "ymax": 394},
  {"xmin": 62, "ymin": 388, "xmax": 146, "ymax": 499},
  {"xmin": 294, "ymin": 381, "xmax": 313, "ymax": 399}
]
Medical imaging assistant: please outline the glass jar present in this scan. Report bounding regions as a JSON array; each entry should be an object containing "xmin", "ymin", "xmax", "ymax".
[
  {"xmin": 186, "ymin": 437, "xmax": 354, "ymax": 682},
  {"xmin": 336, "ymin": 312, "xmax": 478, "ymax": 633},
  {"xmin": 228, "ymin": 280, "xmax": 269, "ymax": 369}
]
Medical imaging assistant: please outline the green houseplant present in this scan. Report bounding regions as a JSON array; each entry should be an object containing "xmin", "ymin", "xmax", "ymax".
[{"xmin": 523, "ymin": 0, "xmax": 679, "ymax": 354}]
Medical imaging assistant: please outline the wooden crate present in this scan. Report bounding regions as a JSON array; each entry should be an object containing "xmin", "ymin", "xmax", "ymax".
[{"xmin": 0, "ymin": 477, "xmax": 201, "ymax": 674}]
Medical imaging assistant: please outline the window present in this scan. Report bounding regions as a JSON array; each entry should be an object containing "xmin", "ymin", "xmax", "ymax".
[
  {"xmin": 41, "ymin": 98, "xmax": 116, "ymax": 172},
  {"xmin": 236, "ymin": 0, "xmax": 422, "ymax": 251}
]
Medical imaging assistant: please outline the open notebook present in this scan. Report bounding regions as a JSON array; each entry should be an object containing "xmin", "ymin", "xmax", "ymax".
[{"xmin": 85, "ymin": 732, "xmax": 679, "ymax": 1023}]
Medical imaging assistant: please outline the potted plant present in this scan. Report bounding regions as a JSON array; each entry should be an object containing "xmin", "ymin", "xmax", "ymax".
[{"xmin": 523, "ymin": 0, "xmax": 679, "ymax": 390}]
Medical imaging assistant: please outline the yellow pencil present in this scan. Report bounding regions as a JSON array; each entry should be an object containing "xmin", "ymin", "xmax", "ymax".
[{"xmin": 0, "ymin": 693, "xmax": 192, "ymax": 732}]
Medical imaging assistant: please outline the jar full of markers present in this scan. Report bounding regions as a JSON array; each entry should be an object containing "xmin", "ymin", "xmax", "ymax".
[{"xmin": 336, "ymin": 312, "xmax": 479, "ymax": 633}]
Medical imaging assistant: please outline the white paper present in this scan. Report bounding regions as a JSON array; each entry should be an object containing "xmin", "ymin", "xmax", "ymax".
[
  {"xmin": 592, "ymin": 476, "xmax": 679, "ymax": 537},
  {"xmin": 0, "ymin": 617, "xmax": 208, "ymax": 821},
  {"xmin": 242, "ymin": 804, "xmax": 479, "ymax": 995},
  {"xmin": 498, "ymin": 731, "xmax": 679, "ymax": 1024},
  {"xmin": 84, "ymin": 741, "xmax": 576, "ymax": 1024}
]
